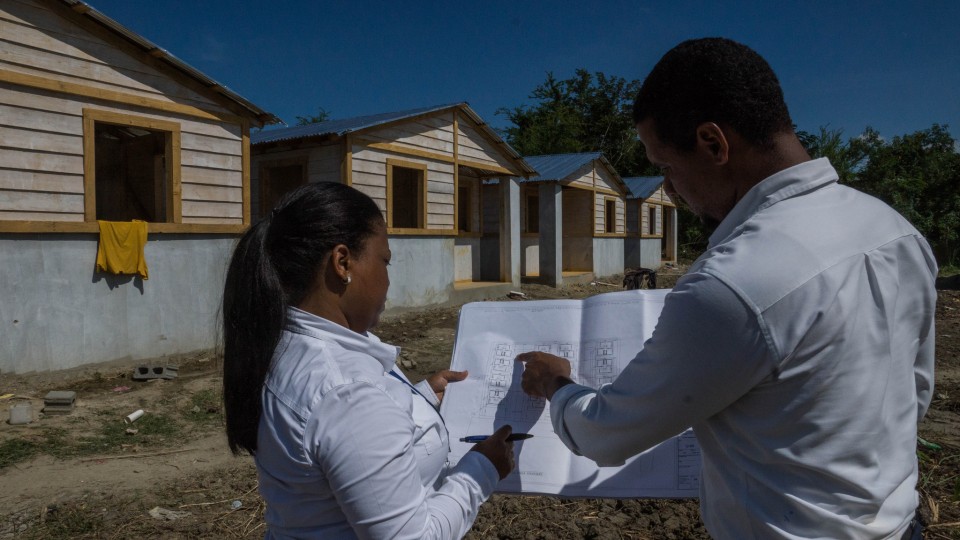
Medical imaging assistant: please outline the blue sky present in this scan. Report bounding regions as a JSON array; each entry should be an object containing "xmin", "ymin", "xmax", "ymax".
[{"xmin": 88, "ymin": 1, "xmax": 960, "ymax": 142}]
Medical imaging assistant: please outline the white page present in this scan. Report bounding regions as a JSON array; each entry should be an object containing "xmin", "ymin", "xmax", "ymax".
[{"xmin": 440, "ymin": 289, "xmax": 701, "ymax": 498}]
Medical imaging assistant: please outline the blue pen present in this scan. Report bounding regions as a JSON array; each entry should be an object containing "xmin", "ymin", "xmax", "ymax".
[{"xmin": 459, "ymin": 433, "xmax": 533, "ymax": 443}]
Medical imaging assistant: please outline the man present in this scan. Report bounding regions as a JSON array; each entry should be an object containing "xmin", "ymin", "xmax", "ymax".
[{"xmin": 517, "ymin": 38, "xmax": 936, "ymax": 539}]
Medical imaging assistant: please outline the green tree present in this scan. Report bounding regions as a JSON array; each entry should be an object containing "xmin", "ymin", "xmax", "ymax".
[
  {"xmin": 295, "ymin": 107, "xmax": 331, "ymax": 126},
  {"xmin": 497, "ymin": 70, "xmax": 653, "ymax": 177},
  {"xmin": 796, "ymin": 126, "xmax": 867, "ymax": 185},
  {"xmin": 499, "ymin": 70, "xmax": 710, "ymax": 258},
  {"xmin": 850, "ymin": 124, "xmax": 960, "ymax": 265}
]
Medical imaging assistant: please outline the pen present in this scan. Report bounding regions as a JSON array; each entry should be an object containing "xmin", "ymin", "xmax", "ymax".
[{"xmin": 459, "ymin": 433, "xmax": 534, "ymax": 443}]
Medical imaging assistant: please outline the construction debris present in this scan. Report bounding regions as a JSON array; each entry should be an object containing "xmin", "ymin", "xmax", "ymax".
[
  {"xmin": 43, "ymin": 390, "xmax": 77, "ymax": 414},
  {"xmin": 148, "ymin": 507, "xmax": 191, "ymax": 521},
  {"xmin": 133, "ymin": 364, "xmax": 178, "ymax": 380},
  {"xmin": 125, "ymin": 409, "xmax": 144, "ymax": 424},
  {"xmin": 8, "ymin": 402, "xmax": 32, "ymax": 424}
]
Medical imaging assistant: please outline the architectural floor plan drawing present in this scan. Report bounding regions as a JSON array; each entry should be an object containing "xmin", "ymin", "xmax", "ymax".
[
  {"xmin": 475, "ymin": 338, "xmax": 621, "ymax": 425},
  {"xmin": 440, "ymin": 289, "xmax": 701, "ymax": 498}
]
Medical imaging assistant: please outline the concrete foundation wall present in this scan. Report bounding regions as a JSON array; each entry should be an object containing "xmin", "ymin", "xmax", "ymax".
[
  {"xmin": 386, "ymin": 236, "xmax": 454, "ymax": 310},
  {"xmin": 0, "ymin": 234, "xmax": 235, "ymax": 374},
  {"xmin": 592, "ymin": 237, "xmax": 625, "ymax": 278},
  {"xmin": 624, "ymin": 237, "xmax": 662, "ymax": 270},
  {"xmin": 453, "ymin": 237, "xmax": 482, "ymax": 282},
  {"xmin": 521, "ymin": 237, "xmax": 539, "ymax": 276}
]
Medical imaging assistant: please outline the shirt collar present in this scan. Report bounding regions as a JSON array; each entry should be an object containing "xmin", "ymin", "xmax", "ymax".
[
  {"xmin": 709, "ymin": 157, "xmax": 838, "ymax": 247},
  {"xmin": 285, "ymin": 307, "xmax": 399, "ymax": 373}
]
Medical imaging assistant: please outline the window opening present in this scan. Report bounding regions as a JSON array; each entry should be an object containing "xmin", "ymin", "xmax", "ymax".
[
  {"xmin": 94, "ymin": 123, "xmax": 168, "ymax": 221},
  {"xmin": 605, "ymin": 199, "xmax": 616, "ymax": 233},
  {"xmin": 391, "ymin": 165, "xmax": 423, "ymax": 229},
  {"xmin": 261, "ymin": 164, "xmax": 305, "ymax": 216}
]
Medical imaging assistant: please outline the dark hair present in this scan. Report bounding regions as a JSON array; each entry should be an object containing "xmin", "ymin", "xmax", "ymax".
[
  {"xmin": 632, "ymin": 37, "xmax": 794, "ymax": 152},
  {"xmin": 221, "ymin": 182, "xmax": 384, "ymax": 455}
]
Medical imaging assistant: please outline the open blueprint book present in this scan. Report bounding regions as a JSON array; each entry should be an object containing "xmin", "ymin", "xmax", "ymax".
[{"xmin": 439, "ymin": 289, "xmax": 701, "ymax": 498}]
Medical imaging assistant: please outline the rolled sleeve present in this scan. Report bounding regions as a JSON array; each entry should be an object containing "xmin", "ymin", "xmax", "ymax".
[{"xmin": 414, "ymin": 379, "xmax": 441, "ymax": 409}]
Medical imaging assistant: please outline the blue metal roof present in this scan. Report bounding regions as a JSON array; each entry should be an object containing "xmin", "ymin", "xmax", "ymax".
[
  {"xmin": 250, "ymin": 103, "xmax": 537, "ymax": 175},
  {"xmin": 519, "ymin": 152, "xmax": 603, "ymax": 182},
  {"xmin": 622, "ymin": 176, "xmax": 664, "ymax": 200},
  {"xmin": 251, "ymin": 103, "xmax": 460, "ymax": 145}
]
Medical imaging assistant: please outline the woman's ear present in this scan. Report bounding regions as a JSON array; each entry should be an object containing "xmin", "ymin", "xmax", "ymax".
[
  {"xmin": 328, "ymin": 244, "xmax": 351, "ymax": 283},
  {"xmin": 695, "ymin": 122, "xmax": 730, "ymax": 165}
]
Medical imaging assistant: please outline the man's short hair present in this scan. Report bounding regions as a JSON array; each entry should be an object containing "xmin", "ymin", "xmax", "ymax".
[{"xmin": 633, "ymin": 37, "xmax": 794, "ymax": 152}]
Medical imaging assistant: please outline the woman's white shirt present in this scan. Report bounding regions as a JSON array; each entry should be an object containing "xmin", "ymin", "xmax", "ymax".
[{"xmin": 256, "ymin": 307, "xmax": 498, "ymax": 539}]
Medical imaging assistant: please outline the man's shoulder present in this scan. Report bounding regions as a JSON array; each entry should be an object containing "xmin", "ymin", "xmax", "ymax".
[{"xmin": 696, "ymin": 195, "xmax": 927, "ymax": 312}]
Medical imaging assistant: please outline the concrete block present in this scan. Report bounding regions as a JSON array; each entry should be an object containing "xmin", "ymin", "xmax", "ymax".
[
  {"xmin": 133, "ymin": 364, "xmax": 179, "ymax": 380},
  {"xmin": 43, "ymin": 390, "xmax": 76, "ymax": 414}
]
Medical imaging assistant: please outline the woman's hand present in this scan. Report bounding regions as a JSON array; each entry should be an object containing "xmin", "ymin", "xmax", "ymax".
[
  {"xmin": 426, "ymin": 369, "xmax": 468, "ymax": 403},
  {"xmin": 470, "ymin": 424, "xmax": 516, "ymax": 480}
]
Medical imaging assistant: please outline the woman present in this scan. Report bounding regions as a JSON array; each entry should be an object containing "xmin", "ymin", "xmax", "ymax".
[{"xmin": 222, "ymin": 182, "xmax": 515, "ymax": 539}]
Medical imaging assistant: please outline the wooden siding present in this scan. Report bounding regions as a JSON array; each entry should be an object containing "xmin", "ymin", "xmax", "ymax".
[
  {"xmin": 641, "ymin": 203, "xmax": 664, "ymax": 237},
  {"xmin": 594, "ymin": 193, "xmax": 625, "ymax": 235},
  {"xmin": 646, "ymin": 186, "xmax": 675, "ymax": 206},
  {"xmin": 359, "ymin": 111, "xmax": 521, "ymax": 177},
  {"xmin": 594, "ymin": 164, "xmax": 622, "ymax": 195},
  {"xmin": 0, "ymin": 1, "xmax": 251, "ymax": 231},
  {"xmin": 637, "ymin": 186, "xmax": 670, "ymax": 238},
  {"xmin": 352, "ymin": 146, "xmax": 455, "ymax": 232},
  {"xmin": 0, "ymin": 83, "xmax": 245, "ymax": 224},
  {"xmin": 361, "ymin": 114, "xmax": 454, "ymax": 158},
  {"xmin": 249, "ymin": 143, "xmax": 342, "ymax": 221},
  {"xmin": 1, "ymin": 1, "xmax": 232, "ymax": 114},
  {"xmin": 566, "ymin": 163, "xmax": 595, "ymax": 189},
  {"xmin": 456, "ymin": 117, "xmax": 518, "ymax": 174}
]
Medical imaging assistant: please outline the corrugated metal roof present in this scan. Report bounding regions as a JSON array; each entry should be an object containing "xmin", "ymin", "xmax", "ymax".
[
  {"xmin": 519, "ymin": 152, "xmax": 603, "ymax": 183},
  {"xmin": 59, "ymin": 0, "xmax": 280, "ymax": 126},
  {"xmin": 251, "ymin": 103, "xmax": 537, "ymax": 176},
  {"xmin": 251, "ymin": 103, "xmax": 459, "ymax": 145},
  {"xmin": 623, "ymin": 176, "xmax": 665, "ymax": 200}
]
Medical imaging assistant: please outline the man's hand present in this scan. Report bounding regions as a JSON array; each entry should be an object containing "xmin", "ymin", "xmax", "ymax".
[
  {"xmin": 426, "ymin": 369, "xmax": 468, "ymax": 403},
  {"xmin": 515, "ymin": 352, "xmax": 574, "ymax": 400}
]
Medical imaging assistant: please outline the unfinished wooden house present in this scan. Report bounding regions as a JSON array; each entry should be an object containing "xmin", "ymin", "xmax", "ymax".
[
  {"xmin": 623, "ymin": 176, "xmax": 678, "ymax": 270},
  {"xmin": 251, "ymin": 103, "xmax": 536, "ymax": 311},
  {"xmin": 0, "ymin": 0, "xmax": 279, "ymax": 373},
  {"xmin": 514, "ymin": 153, "xmax": 628, "ymax": 287}
]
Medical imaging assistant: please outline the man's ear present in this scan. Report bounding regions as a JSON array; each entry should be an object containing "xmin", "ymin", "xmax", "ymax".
[{"xmin": 695, "ymin": 122, "xmax": 730, "ymax": 165}]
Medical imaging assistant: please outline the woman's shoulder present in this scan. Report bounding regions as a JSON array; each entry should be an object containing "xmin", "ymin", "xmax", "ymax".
[{"xmin": 267, "ymin": 330, "xmax": 389, "ymax": 412}]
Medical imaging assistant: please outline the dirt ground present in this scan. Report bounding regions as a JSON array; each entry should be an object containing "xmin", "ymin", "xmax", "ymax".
[{"xmin": 1, "ymin": 267, "xmax": 959, "ymax": 539}]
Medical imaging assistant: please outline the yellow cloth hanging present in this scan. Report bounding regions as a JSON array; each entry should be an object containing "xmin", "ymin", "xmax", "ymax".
[{"xmin": 96, "ymin": 220, "xmax": 149, "ymax": 279}]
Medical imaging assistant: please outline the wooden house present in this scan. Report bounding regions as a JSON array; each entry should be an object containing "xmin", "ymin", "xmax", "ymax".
[
  {"xmin": 251, "ymin": 103, "xmax": 536, "ymax": 311},
  {"xmin": 0, "ymin": 0, "xmax": 279, "ymax": 373},
  {"xmin": 622, "ymin": 176, "xmax": 677, "ymax": 270},
  {"xmin": 514, "ymin": 153, "xmax": 628, "ymax": 287}
]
